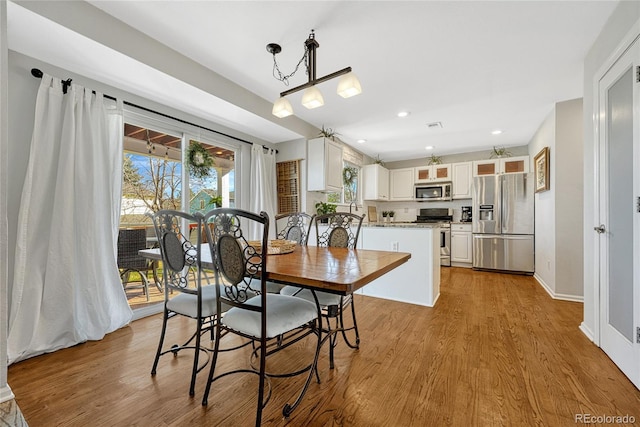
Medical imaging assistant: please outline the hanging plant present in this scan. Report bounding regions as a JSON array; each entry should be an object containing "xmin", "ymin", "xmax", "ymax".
[{"xmin": 187, "ymin": 141, "xmax": 214, "ymax": 178}]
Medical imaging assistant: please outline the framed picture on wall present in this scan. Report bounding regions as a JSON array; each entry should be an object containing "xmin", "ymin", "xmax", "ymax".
[{"xmin": 534, "ymin": 147, "xmax": 550, "ymax": 193}]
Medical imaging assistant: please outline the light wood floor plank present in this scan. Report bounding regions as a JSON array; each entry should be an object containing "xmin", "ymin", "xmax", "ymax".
[{"xmin": 7, "ymin": 267, "xmax": 640, "ymax": 426}]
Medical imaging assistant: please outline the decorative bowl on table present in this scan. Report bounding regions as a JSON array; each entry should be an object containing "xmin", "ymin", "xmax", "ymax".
[{"xmin": 247, "ymin": 239, "xmax": 297, "ymax": 255}]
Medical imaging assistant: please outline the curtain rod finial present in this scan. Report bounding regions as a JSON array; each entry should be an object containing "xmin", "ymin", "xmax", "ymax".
[{"xmin": 31, "ymin": 68, "xmax": 43, "ymax": 78}]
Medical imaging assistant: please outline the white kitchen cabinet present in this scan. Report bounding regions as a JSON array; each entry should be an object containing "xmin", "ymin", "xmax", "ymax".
[
  {"xmin": 414, "ymin": 164, "xmax": 451, "ymax": 183},
  {"xmin": 390, "ymin": 168, "xmax": 415, "ymax": 200},
  {"xmin": 451, "ymin": 162, "xmax": 472, "ymax": 199},
  {"xmin": 473, "ymin": 156, "xmax": 530, "ymax": 176},
  {"xmin": 451, "ymin": 223, "xmax": 473, "ymax": 265},
  {"xmin": 307, "ymin": 137, "xmax": 343, "ymax": 192},
  {"xmin": 363, "ymin": 164, "xmax": 390, "ymax": 201}
]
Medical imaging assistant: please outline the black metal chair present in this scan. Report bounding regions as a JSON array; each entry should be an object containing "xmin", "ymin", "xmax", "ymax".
[
  {"xmin": 149, "ymin": 210, "xmax": 222, "ymax": 397},
  {"xmin": 201, "ymin": 208, "xmax": 321, "ymax": 425},
  {"xmin": 281, "ymin": 212, "xmax": 365, "ymax": 369},
  {"xmin": 275, "ymin": 212, "xmax": 315, "ymax": 245},
  {"xmin": 117, "ymin": 228, "xmax": 151, "ymax": 301}
]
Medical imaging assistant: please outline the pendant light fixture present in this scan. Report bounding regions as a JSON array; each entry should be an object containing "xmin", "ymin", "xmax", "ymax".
[{"xmin": 267, "ymin": 30, "xmax": 362, "ymax": 117}]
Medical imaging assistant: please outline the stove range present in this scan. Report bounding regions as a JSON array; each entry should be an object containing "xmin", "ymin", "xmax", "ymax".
[{"xmin": 415, "ymin": 208, "xmax": 452, "ymax": 267}]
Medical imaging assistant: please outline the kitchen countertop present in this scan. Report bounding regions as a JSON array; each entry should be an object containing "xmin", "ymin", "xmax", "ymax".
[{"xmin": 362, "ymin": 222, "xmax": 441, "ymax": 228}]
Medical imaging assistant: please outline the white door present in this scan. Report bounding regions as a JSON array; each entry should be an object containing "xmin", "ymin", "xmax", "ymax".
[{"xmin": 597, "ymin": 37, "xmax": 640, "ymax": 389}]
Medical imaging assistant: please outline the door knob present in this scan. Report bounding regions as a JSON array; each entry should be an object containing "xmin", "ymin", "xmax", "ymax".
[{"xmin": 594, "ymin": 224, "xmax": 606, "ymax": 234}]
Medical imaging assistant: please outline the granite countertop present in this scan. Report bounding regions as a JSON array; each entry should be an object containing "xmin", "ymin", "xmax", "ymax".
[{"xmin": 361, "ymin": 222, "xmax": 441, "ymax": 228}]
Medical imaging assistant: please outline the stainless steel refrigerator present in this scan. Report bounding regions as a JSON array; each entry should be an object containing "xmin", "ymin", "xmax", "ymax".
[{"xmin": 472, "ymin": 173, "xmax": 534, "ymax": 274}]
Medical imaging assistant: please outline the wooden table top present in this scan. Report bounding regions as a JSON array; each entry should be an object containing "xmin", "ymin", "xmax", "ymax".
[{"xmin": 140, "ymin": 245, "xmax": 411, "ymax": 295}]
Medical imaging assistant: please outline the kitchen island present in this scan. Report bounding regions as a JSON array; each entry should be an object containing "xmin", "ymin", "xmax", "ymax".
[{"xmin": 356, "ymin": 223, "xmax": 440, "ymax": 307}]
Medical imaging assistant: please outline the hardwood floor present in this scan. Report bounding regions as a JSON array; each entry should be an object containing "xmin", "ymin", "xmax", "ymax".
[{"xmin": 7, "ymin": 268, "xmax": 640, "ymax": 426}]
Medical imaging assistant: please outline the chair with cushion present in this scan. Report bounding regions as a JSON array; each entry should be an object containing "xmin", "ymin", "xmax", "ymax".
[
  {"xmin": 149, "ymin": 209, "xmax": 221, "ymax": 397},
  {"xmin": 201, "ymin": 208, "xmax": 321, "ymax": 425},
  {"xmin": 275, "ymin": 212, "xmax": 315, "ymax": 245},
  {"xmin": 117, "ymin": 228, "xmax": 151, "ymax": 301},
  {"xmin": 280, "ymin": 212, "xmax": 364, "ymax": 369}
]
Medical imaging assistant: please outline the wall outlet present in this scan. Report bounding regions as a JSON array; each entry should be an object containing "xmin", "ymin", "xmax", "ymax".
[{"xmin": 392, "ymin": 242, "xmax": 399, "ymax": 251}]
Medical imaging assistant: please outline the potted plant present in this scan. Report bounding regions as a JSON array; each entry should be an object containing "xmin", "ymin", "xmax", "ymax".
[
  {"xmin": 373, "ymin": 155, "xmax": 385, "ymax": 166},
  {"xmin": 427, "ymin": 154, "xmax": 442, "ymax": 165},
  {"xmin": 490, "ymin": 146, "xmax": 512, "ymax": 158},
  {"xmin": 318, "ymin": 125, "xmax": 340, "ymax": 141},
  {"xmin": 382, "ymin": 211, "xmax": 389, "ymax": 222},
  {"xmin": 388, "ymin": 210, "xmax": 395, "ymax": 222},
  {"xmin": 315, "ymin": 201, "xmax": 337, "ymax": 223}
]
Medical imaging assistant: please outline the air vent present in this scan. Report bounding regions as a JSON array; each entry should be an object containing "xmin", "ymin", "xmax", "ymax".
[{"xmin": 426, "ymin": 122, "xmax": 443, "ymax": 129}]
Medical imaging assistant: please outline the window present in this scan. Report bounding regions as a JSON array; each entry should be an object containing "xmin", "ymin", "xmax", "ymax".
[
  {"xmin": 327, "ymin": 161, "xmax": 360, "ymax": 205},
  {"xmin": 188, "ymin": 139, "xmax": 235, "ymax": 215}
]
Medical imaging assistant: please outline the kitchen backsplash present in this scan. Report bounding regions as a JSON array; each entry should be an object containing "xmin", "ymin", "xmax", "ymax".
[{"xmin": 337, "ymin": 199, "xmax": 471, "ymax": 223}]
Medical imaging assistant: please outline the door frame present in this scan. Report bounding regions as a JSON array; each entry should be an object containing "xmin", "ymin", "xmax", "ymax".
[{"xmin": 590, "ymin": 22, "xmax": 640, "ymax": 346}]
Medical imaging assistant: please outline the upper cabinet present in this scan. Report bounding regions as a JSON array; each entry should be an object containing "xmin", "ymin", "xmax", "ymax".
[
  {"xmin": 363, "ymin": 164, "xmax": 390, "ymax": 201},
  {"xmin": 307, "ymin": 137, "xmax": 343, "ymax": 192},
  {"xmin": 414, "ymin": 164, "xmax": 451, "ymax": 183},
  {"xmin": 451, "ymin": 162, "xmax": 472, "ymax": 199},
  {"xmin": 390, "ymin": 168, "xmax": 415, "ymax": 201},
  {"xmin": 472, "ymin": 156, "xmax": 529, "ymax": 176}
]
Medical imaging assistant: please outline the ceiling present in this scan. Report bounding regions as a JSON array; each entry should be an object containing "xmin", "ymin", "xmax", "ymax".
[{"xmin": 8, "ymin": 1, "xmax": 618, "ymax": 162}]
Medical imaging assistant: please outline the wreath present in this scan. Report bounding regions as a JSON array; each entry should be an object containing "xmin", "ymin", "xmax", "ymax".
[
  {"xmin": 187, "ymin": 141, "xmax": 214, "ymax": 178},
  {"xmin": 342, "ymin": 166, "xmax": 358, "ymax": 186}
]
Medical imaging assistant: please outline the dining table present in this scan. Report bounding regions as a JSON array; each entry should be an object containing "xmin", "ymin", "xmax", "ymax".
[{"xmin": 139, "ymin": 245, "xmax": 411, "ymax": 296}]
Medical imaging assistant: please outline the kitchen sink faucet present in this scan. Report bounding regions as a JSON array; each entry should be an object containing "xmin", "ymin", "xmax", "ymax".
[{"xmin": 349, "ymin": 201, "xmax": 358, "ymax": 214}]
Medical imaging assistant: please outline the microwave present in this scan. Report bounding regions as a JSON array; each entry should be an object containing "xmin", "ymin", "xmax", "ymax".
[{"xmin": 415, "ymin": 182, "xmax": 452, "ymax": 202}]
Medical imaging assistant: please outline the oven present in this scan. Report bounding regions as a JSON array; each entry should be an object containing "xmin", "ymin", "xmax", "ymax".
[{"xmin": 414, "ymin": 208, "xmax": 452, "ymax": 267}]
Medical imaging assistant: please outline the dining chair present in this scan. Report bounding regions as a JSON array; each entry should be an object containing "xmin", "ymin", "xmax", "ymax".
[
  {"xmin": 265, "ymin": 212, "xmax": 316, "ymax": 294},
  {"xmin": 201, "ymin": 208, "xmax": 321, "ymax": 425},
  {"xmin": 280, "ymin": 212, "xmax": 365, "ymax": 369},
  {"xmin": 117, "ymin": 228, "xmax": 151, "ymax": 301},
  {"xmin": 149, "ymin": 209, "xmax": 221, "ymax": 397}
]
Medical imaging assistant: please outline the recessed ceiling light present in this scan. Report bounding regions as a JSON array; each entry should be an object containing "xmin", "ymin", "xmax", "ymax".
[
  {"xmin": 357, "ymin": 139, "xmax": 366, "ymax": 144},
  {"xmin": 397, "ymin": 111, "xmax": 410, "ymax": 118},
  {"xmin": 491, "ymin": 129, "xmax": 503, "ymax": 135},
  {"xmin": 425, "ymin": 146, "xmax": 434, "ymax": 150}
]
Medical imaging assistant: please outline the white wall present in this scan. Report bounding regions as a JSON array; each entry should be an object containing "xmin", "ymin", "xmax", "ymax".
[
  {"xmin": 582, "ymin": 1, "xmax": 640, "ymax": 340},
  {"xmin": 0, "ymin": 0, "xmax": 14, "ymax": 404},
  {"xmin": 528, "ymin": 98, "xmax": 584, "ymax": 301},
  {"xmin": 529, "ymin": 110, "xmax": 556, "ymax": 294}
]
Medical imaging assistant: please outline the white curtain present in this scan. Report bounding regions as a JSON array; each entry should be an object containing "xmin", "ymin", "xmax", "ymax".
[
  {"xmin": 8, "ymin": 74, "xmax": 132, "ymax": 364},
  {"xmin": 249, "ymin": 144, "xmax": 277, "ymax": 239}
]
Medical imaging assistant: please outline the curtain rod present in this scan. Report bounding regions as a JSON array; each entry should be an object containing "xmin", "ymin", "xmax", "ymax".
[{"xmin": 30, "ymin": 68, "xmax": 277, "ymax": 153}]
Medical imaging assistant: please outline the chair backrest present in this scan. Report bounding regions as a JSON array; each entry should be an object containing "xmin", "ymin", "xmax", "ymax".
[
  {"xmin": 314, "ymin": 212, "xmax": 364, "ymax": 249},
  {"xmin": 149, "ymin": 209, "xmax": 204, "ymax": 296},
  {"xmin": 203, "ymin": 208, "xmax": 269, "ymax": 309},
  {"xmin": 117, "ymin": 228, "xmax": 149, "ymax": 270},
  {"xmin": 275, "ymin": 212, "xmax": 315, "ymax": 245}
]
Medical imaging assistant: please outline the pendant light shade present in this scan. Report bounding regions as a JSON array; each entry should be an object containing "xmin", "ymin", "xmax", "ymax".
[
  {"xmin": 337, "ymin": 72, "xmax": 362, "ymax": 98},
  {"xmin": 301, "ymin": 86, "xmax": 324, "ymax": 109},
  {"xmin": 272, "ymin": 97, "xmax": 293, "ymax": 118}
]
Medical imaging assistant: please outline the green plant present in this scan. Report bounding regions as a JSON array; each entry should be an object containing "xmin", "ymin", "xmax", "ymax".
[
  {"xmin": 427, "ymin": 154, "xmax": 442, "ymax": 165},
  {"xmin": 318, "ymin": 125, "xmax": 340, "ymax": 140},
  {"xmin": 315, "ymin": 201, "xmax": 337, "ymax": 216},
  {"xmin": 382, "ymin": 211, "xmax": 389, "ymax": 217},
  {"xmin": 373, "ymin": 155, "xmax": 385, "ymax": 166},
  {"xmin": 490, "ymin": 146, "xmax": 512, "ymax": 158},
  {"xmin": 388, "ymin": 210, "xmax": 395, "ymax": 217}
]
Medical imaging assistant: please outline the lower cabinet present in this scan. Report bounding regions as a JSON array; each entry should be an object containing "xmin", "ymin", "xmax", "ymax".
[{"xmin": 450, "ymin": 223, "xmax": 472, "ymax": 265}]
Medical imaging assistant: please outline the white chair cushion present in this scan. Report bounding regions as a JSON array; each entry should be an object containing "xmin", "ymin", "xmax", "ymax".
[
  {"xmin": 280, "ymin": 286, "xmax": 342, "ymax": 307},
  {"xmin": 247, "ymin": 277, "xmax": 284, "ymax": 294},
  {"xmin": 167, "ymin": 285, "xmax": 220, "ymax": 318},
  {"xmin": 223, "ymin": 294, "xmax": 317, "ymax": 339}
]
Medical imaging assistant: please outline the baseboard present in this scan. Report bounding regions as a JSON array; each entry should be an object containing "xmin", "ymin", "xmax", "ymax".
[
  {"xmin": 579, "ymin": 322, "xmax": 595, "ymax": 343},
  {"xmin": 360, "ymin": 293, "xmax": 437, "ymax": 308},
  {"xmin": 533, "ymin": 274, "xmax": 584, "ymax": 302},
  {"xmin": 0, "ymin": 385, "xmax": 14, "ymax": 404},
  {"xmin": 132, "ymin": 303, "xmax": 163, "ymax": 321}
]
